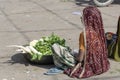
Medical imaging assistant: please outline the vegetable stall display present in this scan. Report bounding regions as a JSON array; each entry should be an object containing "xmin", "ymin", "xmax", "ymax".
[{"xmin": 9, "ymin": 34, "xmax": 69, "ymax": 64}]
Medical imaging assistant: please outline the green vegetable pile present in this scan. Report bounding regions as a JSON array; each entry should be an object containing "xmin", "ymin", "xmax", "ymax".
[
  {"xmin": 9, "ymin": 33, "xmax": 70, "ymax": 63},
  {"xmin": 34, "ymin": 34, "xmax": 65, "ymax": 55},
  {"xmin": 28, "ymin": 34, "xmax": 66, "ymax": 61}
]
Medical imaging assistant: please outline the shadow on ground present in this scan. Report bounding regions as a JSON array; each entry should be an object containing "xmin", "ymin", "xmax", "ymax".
[
  {"xmin": 5, "ymin": 53, "xmax": 29, "ymax": 66},
  {"xmin": 5, "ymin": 53, "xmax": 55, "ymax": 69},
  {"xmin": 113, "ymin": 0, "xmax": 120, "ymax": 4},
  {"xmin": 75, "ymin": 0, "xmax": 95, "ymax": 6}
]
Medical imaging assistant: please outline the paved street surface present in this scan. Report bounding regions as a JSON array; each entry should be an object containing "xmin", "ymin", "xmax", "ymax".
[{"xmin": 0, "ymin": 0, "xmax": 120, "ymax": 80}]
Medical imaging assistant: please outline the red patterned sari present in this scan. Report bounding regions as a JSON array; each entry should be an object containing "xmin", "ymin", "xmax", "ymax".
[{"xmin": 64, "ymin": 6, "xmax": 110, "ymax": 78}]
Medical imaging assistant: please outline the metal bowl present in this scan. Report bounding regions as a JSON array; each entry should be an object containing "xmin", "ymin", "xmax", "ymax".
[{"xmin": 24, "ymin": 53, "xmax": 54, "ymax": 65}]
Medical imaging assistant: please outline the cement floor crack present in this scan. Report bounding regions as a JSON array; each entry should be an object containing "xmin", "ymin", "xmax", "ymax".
[
  {"xmin": 29, "ymin": 0, "xmax": 82, "ymax": 30},
  {"xmin": 0, "ymin": 28, "xmax": 76, "ymax": 33},
  {"xmin": 0, "ymin": 7, "xmax": 31, "ymax": 42}
]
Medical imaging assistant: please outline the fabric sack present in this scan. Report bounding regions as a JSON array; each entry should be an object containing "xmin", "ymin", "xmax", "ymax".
[
  {"xmin": 106, "ymin": 16, "xmax": 120, "ymax": 61},
  {"xmin": 51, "ymin": 43, "xmax": 76, "ymax": 70}
]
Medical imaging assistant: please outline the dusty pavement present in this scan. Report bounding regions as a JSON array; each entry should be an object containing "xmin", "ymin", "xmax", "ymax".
[{"xmin": 0, "ymin": 0, "xmax": 120, "ymax": 80}]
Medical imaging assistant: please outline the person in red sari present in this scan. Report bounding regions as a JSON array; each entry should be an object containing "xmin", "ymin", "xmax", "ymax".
[{"xmin": 64, "ymin": 6, "xmax": 110, "ymax": 78}]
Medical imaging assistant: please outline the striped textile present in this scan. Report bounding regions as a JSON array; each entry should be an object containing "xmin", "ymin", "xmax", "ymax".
[{"xmin": 52, "ymin": 44, "xmax": 76, "ymax": 70}]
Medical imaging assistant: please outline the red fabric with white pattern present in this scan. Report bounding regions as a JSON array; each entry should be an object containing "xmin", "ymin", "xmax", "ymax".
[{"xmin": 64, "ymin": 6, "xmax": 110, "ymax": 78}]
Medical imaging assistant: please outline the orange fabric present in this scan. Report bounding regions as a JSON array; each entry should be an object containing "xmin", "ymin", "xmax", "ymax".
[{"xmin": 79, "ymin": 32, "xmax": 85, "ymax": 51}]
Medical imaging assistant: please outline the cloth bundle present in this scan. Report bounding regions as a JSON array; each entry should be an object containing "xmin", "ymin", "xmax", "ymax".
[
  {"xmin": 106, "ymin": 16, "xmax": 120, "ymax": 61},
  {"xmin": 52, "ymin": 43, "xmax": 76, "ymax": 70}
]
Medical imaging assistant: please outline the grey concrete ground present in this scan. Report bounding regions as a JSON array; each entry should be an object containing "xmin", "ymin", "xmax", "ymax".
[{"xmin": 0, "ymin": 0, "xmax": 120, "ymax": 80}]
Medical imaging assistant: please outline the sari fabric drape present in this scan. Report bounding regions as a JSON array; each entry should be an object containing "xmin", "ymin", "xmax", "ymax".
[{"xmin": 64, "ymin": 6, "xmax": 110, "ymax": 78}]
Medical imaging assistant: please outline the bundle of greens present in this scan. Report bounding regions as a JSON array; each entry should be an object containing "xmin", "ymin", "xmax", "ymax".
[
  {"xmin": 29, "ymin": 34, "xmax": 66, "ymax": 61},
  {"xmin": 10, "ymin": 34, "xmax": 67, "ymax": 62}
]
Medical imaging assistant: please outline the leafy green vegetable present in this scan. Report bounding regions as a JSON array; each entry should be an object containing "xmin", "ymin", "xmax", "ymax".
[
  {"xmin": 10, "ymin": 34, "xmax": 67, "ymax": 62},
  {"xmin": 34, "ymin": 33, "xmax": 65, "ymax": 56},
  {"xmin": 26, "ymin": 33, "xmax": 68, "ymax": 61}
]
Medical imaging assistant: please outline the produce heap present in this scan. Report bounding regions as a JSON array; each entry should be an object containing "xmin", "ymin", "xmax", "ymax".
[
  {"xmin": 30, "ymin": 34, "xmax": 66, "ymax": 61},
  {"xmin": 14, "ymin": 34, "xmax": 68, "ymax": 62}
]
